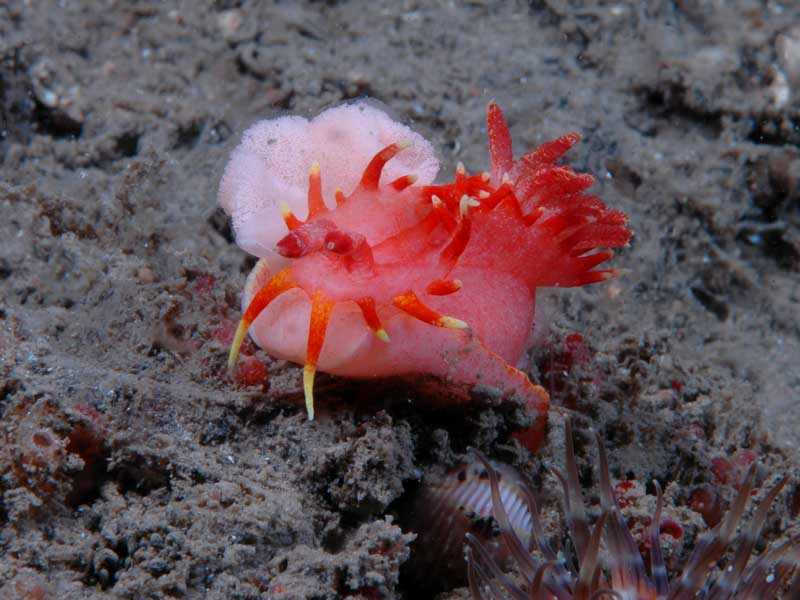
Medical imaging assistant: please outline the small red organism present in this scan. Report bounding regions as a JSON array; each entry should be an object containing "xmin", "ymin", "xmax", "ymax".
[
  {"xmin": 689, "ymin": 485, "xmax": 724, "ymax": 528},
  {"xmin": 212, "ymin": 318, "xmax": 236, "ymax": 345},
  {"xmin": 565, "ymin": 333, "xmax": 589, "ymax": 359},
  {"xmin": 3, "ymin": 567, "xmax": 48, "ymax": 600},
  {"xmin": 613, "ymin": 480, "xmax": 637, "ymax": 509},
  {"xmin": 735, "ymin": 448, "xmax": 757, "ymax": 468},
  {"xmin": 658, "ymin": 518, "xmax": 683, "ymax": 540},
  {"xmin": 1, "ymin": 399, "xmax": 109, "ymax": 510},
  {"xmin": 213, "ymin": 318, "xmax": 255, "ymax": 354},
  {"xmin": 538, "ymin": 332, "xmax": 596, "ymax": 410},
  {"xmin": 191, "ymin": 272, "xmax": 217, "ymax": 297},
  {"xmin": 686, "ymin": 422, "xmax": 705, "ymax": 440},
  {"xmin": 711, "ymin": 456, "xmax": 734, "ymax": 485},
  {"xmin": 711, "ymin": 449, "xmax": 758, "ymax": 485},
  {"xmin": 511, "ymin": 408, "xmax": 547, "ymax": 453},
  {"xmin": 219, "ymin": 101, "xmax": 631, "ymax": 419},
  {"xmin": 64, "ymin": 409, "xmax": 109, "ymax": 507},
  {"xmin": 233, "ymin": 356, "xmax": 268, "ymax": 387},
  {"xmin": 65, "ymin": 416, "xmax": 105, "ymax": 468}
]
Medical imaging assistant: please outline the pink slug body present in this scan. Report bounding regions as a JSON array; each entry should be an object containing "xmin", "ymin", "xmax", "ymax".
[{"xmin": 219, "ymin": 101, "xmax": 631, "ymax": 420}]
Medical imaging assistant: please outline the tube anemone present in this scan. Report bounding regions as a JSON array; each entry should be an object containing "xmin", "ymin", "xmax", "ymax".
[{"xmin": 466, "ymin": 422, "xmax": 800, "ymax": 599}]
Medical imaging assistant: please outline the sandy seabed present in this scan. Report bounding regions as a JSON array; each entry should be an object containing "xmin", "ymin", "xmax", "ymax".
[{"xmin": 1, "ymin": 2, "xmax": 799, "ymax": 598}]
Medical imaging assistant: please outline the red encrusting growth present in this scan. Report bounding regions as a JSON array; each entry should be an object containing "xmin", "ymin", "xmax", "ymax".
[
  {"xmin": 226, "ymin": 102, "xmax": 632, "ymax": 420},
  {"xmin": 234, "ymin": 356, "xmax": 269, "ymax": 387}
]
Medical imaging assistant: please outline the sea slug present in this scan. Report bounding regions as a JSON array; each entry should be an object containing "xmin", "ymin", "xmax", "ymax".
[{"xmin": 219, "ymin": 100, "xmax": 631, "ymax": 419}]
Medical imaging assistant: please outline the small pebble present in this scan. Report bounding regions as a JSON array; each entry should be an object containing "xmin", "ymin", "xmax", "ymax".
[
  {"xmin": 137, "ymin": 267, "xmax": 156, "ymax": 284},
  {"xmin": 218, "ymin": 10, "xmax": 243, "ymax": 40}
]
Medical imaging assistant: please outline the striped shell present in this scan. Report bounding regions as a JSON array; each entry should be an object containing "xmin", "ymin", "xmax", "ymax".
[{"xmin": 403, "ymin": 459, "xmax": 534, "ymax": 593}]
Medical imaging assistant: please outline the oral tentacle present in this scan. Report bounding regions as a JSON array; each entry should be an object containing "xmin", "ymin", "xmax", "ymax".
[
  {"xmin": 277, "ymin": 161, "xmax": 330, "ymax": 232},
  {"xmin": 522, "ymin": 206, "xmax": 545, "ymax": 226},
  {"xmin": 479, "ymin": 179, "xmax": 515, "ymax": 212},
  {"xmin": 439, "ymin": 218, "xmax": 472, "ymax": 270},
  {"xmin": 428, "ymin": 194, "xmax": 458, "ymax": 230},
  {"xmin": 575, "ymin": 250, "xmax": 615, "ymax": 272},
  {"xmin": 356, "ymin": 297, "xmax": 390, "ymax": 342},
  {"xmin": 307, "ymin": 161, "xmax": 327, "ymax": 219},
  {"xmin": 425, "ymin": 279, "xmax": 462, "ymax": 296},
  {"xmin": 458, "ymin": 194, "xmax": 480, "ymax": 218},
  {"xmin": 392, "ymin": 290, "xmax": 468, "ymax": 330},
  {"xmin": 304, "ymin": 289, "xmax": 335, "ymax": 420},
  {"xmin": 228, "ymin": 269, "xmax": 296, "ymax": 370},
  {"xmin": 357, "ymin": 141, "xmax": 410, "ymax": 192},
  {"xmin": 280, "ymin": 200, "xmax": 303, "ymax": 231},
  {"xmin": 389, "ymin": 173, "xmax": 418, "ymax": 191}
]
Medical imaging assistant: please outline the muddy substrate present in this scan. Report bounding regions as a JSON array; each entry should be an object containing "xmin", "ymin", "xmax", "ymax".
[{"xmin": 1, "ymin": 2, "xmax": 799, "ymax": 599}]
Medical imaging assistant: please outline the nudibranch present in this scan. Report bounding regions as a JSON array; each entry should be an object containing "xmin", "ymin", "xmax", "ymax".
[{"xmin": 219, "ymin": 100, "xmax": 631, "ymax": 419}]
